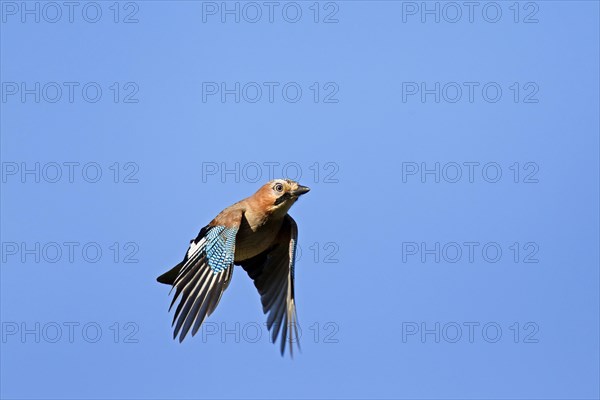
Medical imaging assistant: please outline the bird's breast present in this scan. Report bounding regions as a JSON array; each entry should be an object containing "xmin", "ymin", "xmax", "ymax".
[{"xmin": 234, "ymin": 216, "xmax": 282, "ymax": 262}]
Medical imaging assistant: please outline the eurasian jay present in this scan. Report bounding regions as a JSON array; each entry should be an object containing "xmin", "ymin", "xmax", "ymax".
[{"xmin": 157, "ymin": 179, "xmax": 310, "ymax": 356}]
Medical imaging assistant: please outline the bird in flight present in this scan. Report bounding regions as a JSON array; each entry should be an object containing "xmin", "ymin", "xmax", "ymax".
[{"xmin": 157, "ymin": 179, "xmax": 310, "ymax": 356}]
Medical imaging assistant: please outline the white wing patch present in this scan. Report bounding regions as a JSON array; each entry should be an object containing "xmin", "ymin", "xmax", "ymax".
[{"xmin": 187, "ymin": 237, "xmax": 206, "ymax": 259}]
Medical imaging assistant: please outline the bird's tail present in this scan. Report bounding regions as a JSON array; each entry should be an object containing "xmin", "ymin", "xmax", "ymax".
[{"xmin": 156, "ymin": 261, "xmax": 185, "ymax": 285}]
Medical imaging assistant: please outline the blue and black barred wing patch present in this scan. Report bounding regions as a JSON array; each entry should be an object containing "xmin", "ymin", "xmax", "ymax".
[
  {"xmin": 169, "ymin": 215, "xmax": 241, "ymax": 342},
  {"xmin": 205, "ymin": 226, "xmax": 238, "ymax": 273},
  {"xmin": 240, "ymin": 215, "xmax": 300, "ymax": 357}
]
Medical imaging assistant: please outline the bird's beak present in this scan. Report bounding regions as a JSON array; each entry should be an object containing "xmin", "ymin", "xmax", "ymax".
[{"xmin": 292, "ymin": 185, "xmax": 310, "ymax": 196}]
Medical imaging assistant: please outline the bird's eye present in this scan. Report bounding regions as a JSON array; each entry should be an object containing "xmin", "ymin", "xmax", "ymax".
[{"xmin": 274, "ymin": 183, "xmax": 284, "ymax": 192}]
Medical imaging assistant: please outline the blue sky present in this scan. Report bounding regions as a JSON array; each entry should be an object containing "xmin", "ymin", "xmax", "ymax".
[{"xmin": 1, "ymin": 1, "xmax": 599, "ymax": 399}]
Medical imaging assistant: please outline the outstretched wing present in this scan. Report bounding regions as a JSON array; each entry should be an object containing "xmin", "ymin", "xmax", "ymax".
[
  {"xmin": 169, "ymin": 210, "xmax": 242, "ymax": 342},
  {"xmin": 240, "ymin": 214, "xmax": 300, "ymax": 356}
]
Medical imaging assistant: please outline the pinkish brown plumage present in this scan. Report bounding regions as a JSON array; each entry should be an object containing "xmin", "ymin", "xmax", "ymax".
[{"xmin": 157, "ymin": 179, "xmax": 310, "ymax": 356}]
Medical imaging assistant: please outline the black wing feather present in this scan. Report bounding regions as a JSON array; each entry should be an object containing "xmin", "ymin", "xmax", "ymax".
[{"xmin": 240, "ymin": 215, "xmax": 300, "ymax": 356}]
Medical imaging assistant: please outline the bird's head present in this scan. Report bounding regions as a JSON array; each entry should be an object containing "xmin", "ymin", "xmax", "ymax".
[{"xmin": 256, "ymin": 179, "xmax": 310, "ymax": 215}]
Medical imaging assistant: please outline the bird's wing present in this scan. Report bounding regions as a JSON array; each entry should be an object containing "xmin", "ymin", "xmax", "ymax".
[
  {"xmin": 169, "ymin": 209, "xmax": 242, "ymax": 342},
  {"xmin": 240, "ymin": 214, "xmax": 300, "ymax": 356}
]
